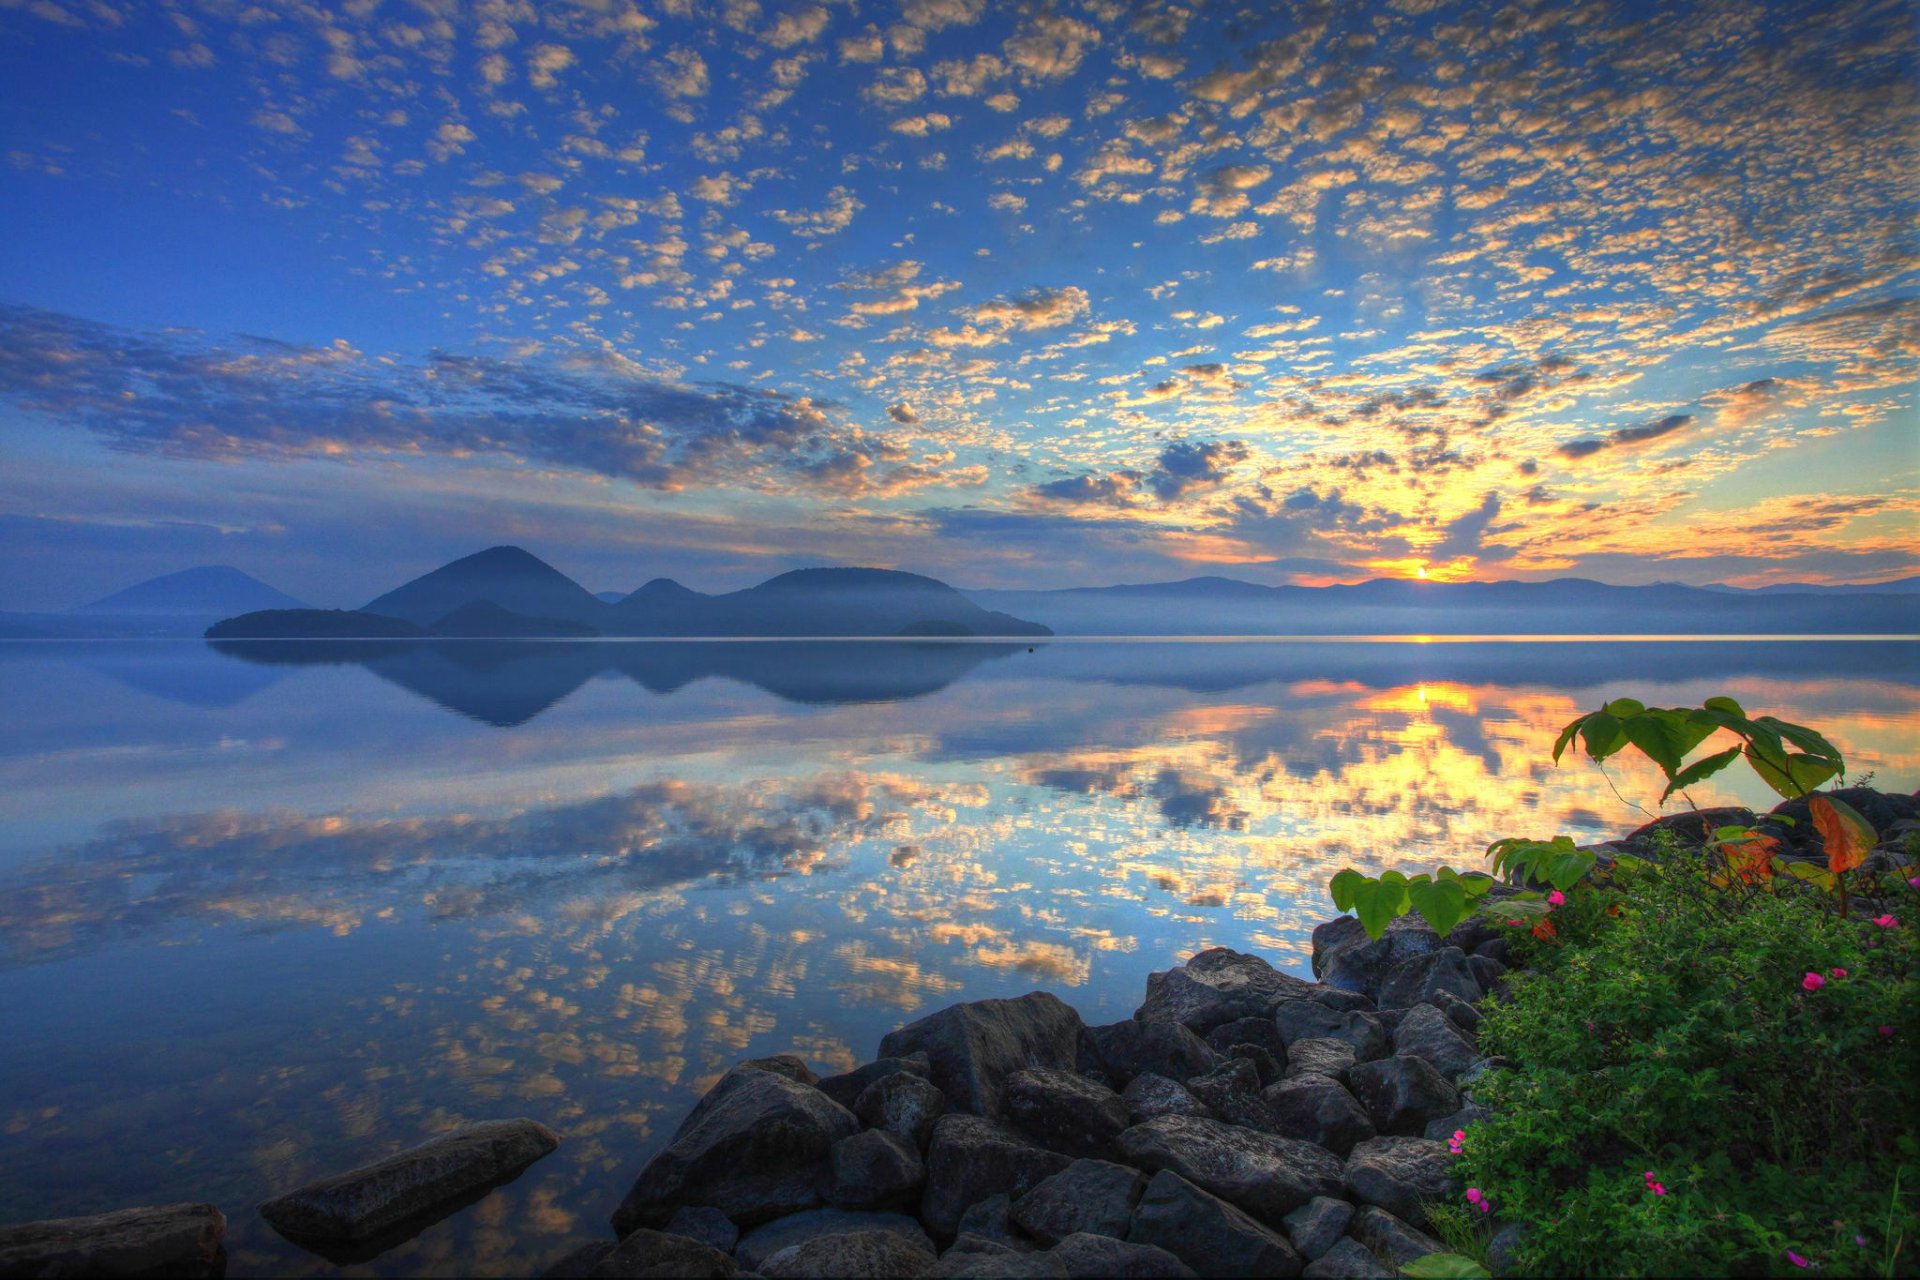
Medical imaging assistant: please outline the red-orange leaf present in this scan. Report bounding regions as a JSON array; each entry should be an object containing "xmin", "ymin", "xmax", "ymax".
[
  {"xmin": 1532, "ymin": 917, "xmax": 1558, "ymax": 941},
  {"xmin": 1809, "ymin": 796, "xmax": 1875, "ymax": 876},
  {"xmin": 1720, "ymin": 833, "xmax": 1779, "ymax": 883}
]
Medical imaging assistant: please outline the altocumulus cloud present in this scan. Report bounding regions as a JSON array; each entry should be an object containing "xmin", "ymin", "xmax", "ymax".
[
  {"xmin": 0, "ymin": 304, "xmax": 955, "ymax": 498},
  {"xmin": 1556, "ymin": 413, "xmax": 1694, "ymax": 460}
]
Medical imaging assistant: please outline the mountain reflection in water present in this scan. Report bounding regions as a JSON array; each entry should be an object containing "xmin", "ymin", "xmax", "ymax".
[{"xmin": 0, "ymin": 638, "xmax": 1913, "ymax": 1277}]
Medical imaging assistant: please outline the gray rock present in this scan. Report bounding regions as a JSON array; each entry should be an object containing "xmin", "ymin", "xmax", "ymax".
[
  {"xmin": 948, "ymin": 1233, "xmax": 1020, "ymax": 1257},
  {"xmin": 1313, "ymin": 916, "xmax": 1438, "ymax": 998},
  {"xmin": 1393, "ymin": 1004, "xmax": 1481, "ymax": 1082},
  {"xmin": 1343, "ymin": 1137, "xmax": 1456, "ymax": 1227},
  {"xmin": 921, "ymin": 1114, "xmax": 1074, "ymax": 1237},
  {"xmin": 1305, "ymin": 986, "xmax": 1376, "ymax": 1013},
  {"xmin": 854, "ymin": 1071, "xmax": 947, "ymax": 1150},
  {"xmin": 955, "ymin": 1195, "xmax": 1028, "ymax": 1249},
  {"xmin": 736, "ymin": 1209, "xmax": 932, "ymax": 1271},
  {"xmin": 1225, "ymin": 1043, "xmax": 1283, "ymax": 1088},
  {"xmin": 1282, "ymin": 1038, "xmax": 1357, "ymax": 1084},
  {"xmin": 1376, "ymin": 947, "xmax": 1483, "ymax": 1012},
  {"xmin": 1083, "ymin": 1021, "xmax": 1220, "ymax": 1086},
  {"xmin": 762, "ymin": 1229, "xmax": 936, "ymax": 1279},
  {"xmin": 1049, "ymin": 1233, "xmax": 1196, "ymax": 1278},
  {"xmin": 1115, "ymin": 1114, "xmax": 1344, "ymax": 1225},
  {"xmin": 612, "ymin": 1069, "xmax": 857, "ymax": 1233},
  {"xmin": 1126, "ymin": 1170, "xmax": 1302, "ymax": 1279},
  {"xmin": 1280, "ymin": 1196, "xmax": 1353, "ymax": 1262},
  {"xmin": 1273, "ymin": 1001, "xmax": 1389, "ymax": 1062},
  {"xmin": 1183, "ymin": 1058, "xmax": 1279, "ymax": 1133},
  {"xmin": 1003, "ymin": 1069, "xmax": 1130, "ymax": 1158},
  {"xmin": 1135, "ymin": 948, "xmax": 1313, "ymax": 1035},
  {"xmin": 929, "ymin": 1248, "xmax": 1070, "ymax": 1279},
  {"xmin": 817, "ymin": 1053, "xmax": 933, "ymax": 1110},
  {"xmin": 1443, "ymin": 920, "xmax": 1502, "ymax": 956},
  {"xmin": 1471, "ymin": 939, "xmax": 1509, "ymax": 969},
  {"xmin": 542, "ymin": 1242, "xmax": 616, "ymax": 1277},
  {"xmin": 742, "ymin": 1055, "xmax": 819, "ymax": 1087},
  {"xmin": 1204, "ymin": 1017, "xmax": 1287, "ymax": 1060},
  {"xmin": 0, "ymin": 1203, "xmax": 227, "ymax": 1279},
  {"xmin": 1431, "ymin": 989, "xmax": 1483, "ymax": 1032},
  {"xmin": 1010, "ymin": 1160, "xmax": 1146, "ymax": 1246},
  {"xmin": 831, "ymin": 1128, "xmax": 925, "ymax": 1209},
  {"xmin": 586, "ymin": 1230, "xmax": 742, "ymax": 1278},
  {"xmin": 1348, "ymin": 1205, "xmax": 1445, "ymax": 1270},
  {"xmin": 665, "ymin": 1206, "xmax": 739, "ymax": 1255},
  {"xmin": 1262, "ymin": 1073, "xmax": 1375, "ymax": 1156},
  {"xmin": 1347, "ymin": 1055, "xmax": 1460, "ymax": 1136},
  {"xmin": 880, "ymin": 993, "xmax": 1085, "ymax": 1119},
  {"xmin": 1120, "ymin": 1073, "xmax": 1215, "ymax": 1124},
  {"xmin": 260, "ymin": 1118, "xmax": 560, "ymax": 1241},
  {"xmin": 1487, "ymin": 1221, "xmax": 1526, "ymax": 1274},
  {"xmin": 1423, "ymin": 1104, "xmax": 1491, "ymax": 1143},
  {"xmin": 1301, "ymin": 1236, "xmax": 1392, "ymax": 1278}
]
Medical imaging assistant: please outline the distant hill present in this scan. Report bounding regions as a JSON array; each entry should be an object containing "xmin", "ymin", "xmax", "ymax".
[
  {"xmin": 74, "ymin": 566, "xmax": 309, "ymax": 616},
  {"xmin": 207, "ymin": 609, "xmax": 426, "ymax": 639},
  {"xmin": 1696, "ymin": 576, "xmax": 1920, "ymax": 596},
  {"xmin": 592, "ymin": 590, "xmax": 627, "ymax": 604},
  {"xmin": 363, "ymin": 546, "xmax": 609, "ymax": 627},
  {"xmin": 430, "ymin": 600, "xmax": 598, "ymax": 638},
  {"xmin": 606, "ymin": 566, "xmax": 1051, "ymax": 637}
]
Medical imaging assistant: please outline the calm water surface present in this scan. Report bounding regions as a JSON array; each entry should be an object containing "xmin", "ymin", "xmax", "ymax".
[{"xmin": 1, "ymin": 638, "xmax": 1915, "ymax": 1275}]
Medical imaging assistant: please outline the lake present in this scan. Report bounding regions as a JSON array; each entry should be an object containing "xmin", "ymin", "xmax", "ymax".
[{"xmin": 1, "ymin": 637, "xmax": 1914, "ymax": 1275}]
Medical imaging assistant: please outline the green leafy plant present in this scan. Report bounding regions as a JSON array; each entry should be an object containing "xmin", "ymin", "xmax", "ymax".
[
  {"xmin": 1551, "ymin": 695, "xmax": 1845, "ymax": 802},
  {"xmin": 1328, "ymin": 865, "xmax": 1499, "ymax": 939},
  {"xmin": 1400, "ymin": 1253, "xmax": 1493, "ymax": 1278}
]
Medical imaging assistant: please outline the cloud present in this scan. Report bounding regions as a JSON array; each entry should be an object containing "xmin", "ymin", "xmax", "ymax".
[
  {"xmin": 1003, "ymin": 12, "xmax": 1100, "ymax": 82},
  {"xmin": 1147, "ymin": 439, "xmax": 1249, "ymax": 501},
  {"xmin": 967, "ymin": 286, "xmax": 1090, "ymax": 331},
  {"xmin": 769, "ymin": 186, "xmax": 862, "ymax": 237},
  {"xmin": 1556, "ymin": 414, "xmax": 1694, "ymax": 461},
  {"xmin": 763, "ymin": 6, "xmax": 829, "ymax": 48}
]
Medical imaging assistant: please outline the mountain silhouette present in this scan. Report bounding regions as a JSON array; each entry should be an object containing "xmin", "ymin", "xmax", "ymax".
[
  {"xmin": 206, "ymin": 609, "xmax": 427, "ymax": 639},
  {"xmin": 429, "ymin": 600, "xmax": 599, "ymax": 638},
  {"xmin": 363, "ymin": 546, "xmax": 609, "ymax": 627},
  {"xmin": 73, "ymin": 565, "xmax": 310, "ymax": 616},
  {"xmin": 607, "ymin": 566, "xmax": 1050, "ymax": 637}
]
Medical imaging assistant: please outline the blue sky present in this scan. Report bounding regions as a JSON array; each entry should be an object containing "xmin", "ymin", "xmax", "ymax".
[{"xmin": 1, "ymin": 0, "xmax": 1915, "ymax": 608}]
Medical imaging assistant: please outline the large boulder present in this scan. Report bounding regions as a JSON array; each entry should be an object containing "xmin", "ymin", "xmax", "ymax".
[
  {"xmin": 920, "ymin": 1115, "xmax": 1074, "ymax": 1236},
  {"xmin": 736, "ymin": 1209, "xmax": 933, "ymax": 1270},
  {"xmin": 261, "ymin": 1118, "xmax": 560, "ymax": 1241},
  {"xmin": 1120, "ymin": 1073, "xmax": 1215, "ymax": 1124},
  {"xmin": 929, "ymin": 1247, "xmax": 1071, "ymax": 1278},
  {"xmin": 1009, "ymin": 1160, "xmax": 1146, "ymax": 1246},
  {"xmin": 954, "ymin": 1195, "xmax": 1026, "ymax": 1249},
  {"xmin": 855, "ymin": 1072, "xmax": 947, "ymax": 1150},
  {"xmin": 1083, "ymin": 1021, "xmax": 1219, "ymax": 1085},
  {"xmin": 1279, "ymin": 1196, "xmax": 1353, "ymax": 1262},
  {"xmin": 762, "ymin": 1229, "xmax": 936, "ymax": 1279},
  {"xmin": 1431, "ymin": 989, "xmax": 1482, "ymax": 1033},
  {"xmin": 1003, "ymin": 1069, "xmax": 1131, "ymax": 1158},
  {"xmin": 1135, "ymin": 949, "xmax": 1313, "ymax": 1035},
  {"xmin": 1115, "ymin": 1115, "xmax": 1344, "ymax": 1225},
  {"xmin": 1301, "ymin": 1236, "xmax": 1392, "ymax": 1278},
  {"xmin": 1422, "ymin": 1104, "xmax": 1491, "ymax": 1143},
  {"xmin": 1376, "ymin": 948, "xmax": 1483, "ymax": 1012},
  {"xmin": 831, "ymin": 1129, "xmax": 925, "ymax": 1210},
  {"xmin": 1281, "ymin": 1038, "xmax": 1357, "ymax": 1084},
  {"xmin": 1048, "ymin": 1233, "xmax": 1196, "ymax": 1278},
  {"xmin": 1312, "ymin": 917, "xmax": 1438, "ymax": 999},
  {"xmin": 585, "ymin": 1229, "xmax": 742, "ymax": 1277},
  {"xmin": 1273, "ymin": 1000, "xmax": 1389, "ymax": 1062},
  {"xmin": 817, "ymin": 1054, "xmax": 933, "ymax": 1110},
  {"xmin": 1392, "ymin": 1004, "xmax": 1480, "ymax": 1082},
  {"xmin": 880, "ymin": 994, "xmax": 1085, "ymax": 1119},
  {"xmin": 1126, "ymin": 1170, "xmax": 1302, "ymax": 1278},
  {"xmin": 1223, "ymin": 1043, "xmax": 1283, "ymax": 1088},
  {"xmin": 1183, "ymin": 1058, "xmax": 1279, "ymax": 1133},
  {"xmin": 1347, "ymin": 1056, "xmax": 1460, "ymax": 1137},
  {"xmin": 1348, "ymin": 1206, "xmax": 1445, "ymax": 1270},
  {"xmin": 1204, "ymin": 1017, "xmax": 1287, "ymax": 1061},
  {"xmin": 664, "ymin": 1206, "xmax": 738, "ymax": 1255},
  {"xmin": 0, "ymin": 1203, "xmax": 227, "ymax": 1279},
  {"xmin": 1262, "ymin": 1074, "xmax": 1376, "ymax": 1156},
  {"xmin": 612, "ymin": 1069, "xmax": 858, "ymax": 1233},
  {"xmin": 1343, "ymin": 1137, "xmax": 1456, "ymax": 1228}
]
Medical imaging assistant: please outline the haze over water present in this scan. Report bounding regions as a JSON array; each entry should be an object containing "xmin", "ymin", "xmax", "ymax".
[{"xmin": 1, "ymin": 636, "xmax": 1914, "ymax": 1276}]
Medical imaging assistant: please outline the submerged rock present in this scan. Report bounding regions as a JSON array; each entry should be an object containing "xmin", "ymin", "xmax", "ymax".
[
  {"xmin": 1115, "ymin": 1114, "xmax": 1344, "ymax": 1225},
  {"xmin": 259, "ymin": 1118, "xmax": 559, "ymax": 1242},
  {"xmin": 0, "ymin": 1203, "xmax": 227, "ymax": 1279},
  {"xmin": 1125, "ymin": 1170, "xmax": 1301, "ymax": 1279},
  {"xmin": 879, "ymin": 993, "xmax": 1085, "ymax": 1119}
]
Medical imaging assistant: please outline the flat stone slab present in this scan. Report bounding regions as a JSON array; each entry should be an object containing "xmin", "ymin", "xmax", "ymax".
[
  {"xmin": 0, "ymin": 1203, "xmax": 226, "ymax": 1278},
  {"xmin": 259, "ymin": 1119, "xmax": 559, "ymax": 1241}
]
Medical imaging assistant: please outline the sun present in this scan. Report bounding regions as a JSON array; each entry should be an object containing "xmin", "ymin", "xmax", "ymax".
[{"xmin": 1416, "ymin": 567, "xmax": 1429, "ymax": 580}]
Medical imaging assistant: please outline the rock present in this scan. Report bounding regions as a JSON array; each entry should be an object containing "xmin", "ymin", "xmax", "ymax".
[
  {"xmin": 1305, "ymin": 986, "xmax": 1376, "ymax": 1013},
  {"xmin": 1625, "ymin": 806, "xmax": 1757, "ymax": 853},
  {"xmin": 742, "ymin": 1055, "xmax": 819, "ymax": 1086},
  {"xmin": 1003, "ymin": 1069, "xmax": 1131, "ymax": 1158},
  {"xmin": 1262, "ymin": 1074, "xmax": 1375, "ymax": 1156},
  {"xmin": 1204, "ymin": 1017, "xmax": 1287, "ymax": 1060},
  {"xmin": 1300, "ymin": 1236, "xmax": 1392, "ymax": 1278},
  {"xmin": 1280, "ymin": 1196, "xmax": 1353, "ymax": 1262},
  {"xmin": 0, "ymin": 1203, "xmax": 226, "ymax": 1279},
  {"xmin": 1049, "ymin": 1233, "xmax": 1196, "ymax": 1278},
  {"xmin": 929, "ymin": 1248, "xmax": 1070, "ymax": 1279},
  {"xmin": 762, "ymin": 1229, "xmax": 936, "ymax": 1279},
  {"xmin": 586, "ymin": 1230, "xmax": 742, "ymax": 1278},
  {"xmin": 665, "ymin": 1206, "xmax": 739, "ymax": 1255},
  {"xmin": 1313, "ymin": 916, "xmax": 1438, "ymax": 999},
  {"xmin": 948, "ymin": 1232, "xmax": 1020, "ymax": 1257},
  {"xmin": 1347, "ymin": 1056, "xmax": 1460, "ymax": 1136},
  {"xmin": 260, "ymin": 1118, "xmax": 560, "ymax": 1241},
  {"xmin": 817, "ymin": 1053, "xmax": 933, "ymax": 1110},
  {"xmin": 736, "ymin": 1209, "xmax": 933, "ymax": 1271},
  {"xmin": 612, "ymin": 1069, "xmax": 857, "ymax": 1233},
  {"xmin": 880, "ymin": 993, "xmax": 1085, "ymax": 1119},
  {"xmin": 1443, "ymin": 920, "xmax": 1502, "ymax": 956},
  {"xmin": 1084, "ymin": 1021, "xmax": 1219, "ymax": 1085},
  {"xmin": 854, "ymin": 1071, "xmax": 947, "ymax": 1150},
  {"xmin": 1470, "ymin": 938, "xmax": 1508, "ymax": 968},
  {"xmin": 1126, "ymin": 1170, "xmax": 1301, "ymax": 1278},
  {"xmin": 1459, "ymin": 1057, "xmax": 1508, "ymax": 1100},
  {"xmin": 1393, "ymin": 1004, "xmax": 1481, "ymax": 1082},
  {"xmin": 1121, "ymin": 1073, "xmax": 1215, "ymax": 1124},
  {"xmin": 955, "ymin": 1195, "xmax": 1027, "ymax": 1250},
  {"xmin": 1431, "ymin": 989, "xmax": 1482, "ymax": 1032},
  {"xmin": 542, "ymin": 1242, "xmax": 616, "ymax": 1277},
  {"xmin": 1183, "ymin": 1058, "xmax": 1279, "ymax": 1133},
  {"xmin": 1115, "ymin": 1115, "xmax": 1344, "ymax": 1225},
  {"xmin": 1342, "ymin": 1137, "xmax": 1456, "ymax": 1228},
  {"xmin": 1135, "ymin": 948, "xmax": 1313, "ymax": 1035},
  {"xmin": 1422, "ymin": 1104, "xmax": 1491, "ymax": 1142},
  {"xmin": 1273, "ymin": 1000, "xmax": 1389, "ymax": 1062},
  {"xmin": 1225, "ymin": 1043, "xmax": 1283, "ymax": 1088},
  {"xmin": 921, "ymin": 1115, "xmax": 1073, "ymax": 1237},
  {"xmin": 1348, "ymin": 1206, "xmax": 1444, "ymax": 1270},
  {"xmin": 831, "ymin": 1129, "xmax": 925, "ymax": 1209},
  {"xmin": 1375, "ymin": 947, "xmax": 1483, "ymax": 1011},
  {"xmin": 1487, "ymin": 1221, "xmax": 1527, "ymax": 1274},
  {"xmin": 1281, "ymin": 1038, "xmax": 1357, "ymax": 1084},
  {"xmin": 1011, "ymin": 1159, "xmax": 1147, "ymax": 1246}
]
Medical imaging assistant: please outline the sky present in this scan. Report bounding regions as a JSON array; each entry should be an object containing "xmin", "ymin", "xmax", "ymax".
[{"xmin": 0, "ymin": 0, "xmax": 1915, "ymax": 609}]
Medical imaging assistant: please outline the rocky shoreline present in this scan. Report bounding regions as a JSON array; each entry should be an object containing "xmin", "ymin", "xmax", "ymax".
[{"xmin": 4, "ymin": 788, "xmax": 1913, "ymax": 1279}]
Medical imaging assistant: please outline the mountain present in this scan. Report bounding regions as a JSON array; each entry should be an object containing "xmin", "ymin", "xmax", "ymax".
[
  {"xmin": 1703, "ymin": 576, "xmax": 1920, "ymax": 596},
  {"xmin": 73, "ymin": 565, "xmax": 310, "ymax": 617},
  {"xmin": 592, "ymin": 590, "xmax": 627, "ymax": 604},
  {"xmin": 429, "ymin": 600, "xmax": 598, "ymax": 638},
  {"xmin": 206, "ymin": 609, "xmax": 427, "ymax": 639},
  {"xmin": 607, "ymin": 567, "xmax": 1051, "ymax": 637},
  {"xmin": 363, "ymin": 546, "xmax": 609, "ymax": 627}
]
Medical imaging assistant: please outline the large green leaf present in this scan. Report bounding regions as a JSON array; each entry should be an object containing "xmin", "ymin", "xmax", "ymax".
[
  {"xmin": 1551, "ymin": 715, "xmax": 1583, "ymax": 764},
  {"xmin": 1603, "ymin": 697, "xmax": 1646, "ymax": 717},
  {"xmin": 1408, "ymin": 878, "xmax": 1469, "ymax": 937},
  {"xmin": 1621, "ymin": 707, "xmax": 1719, "ymax": 780},
  {"xmin": 1703, "ymin": 695, "xmax": 1745, "ymax": 717},
  {"xmin": 1350, "ymin": 877, "xmax": 1410, "ymax": 940},
  {"xmin": 1580, "ymin": 711, "xmax": 1627, "ymax": 760},
  {"xmin": 1401, "ymin": 1252, "xmax": 1493, "ymax": 1278},
  {"xmin": 1329, "ymin": 869, "xmax": 1366, "ymax": 913},
  {"xmin": 1659, "ymin": 745, "xmax": 1743, "ymax": 802},
  {"xmin": 1744, "ymin": 746, "xmax": 1840, "ymax": 799},
  {"xmin": 1755, "ymin": 715, "xmax": 1843, "ymax": 767}
]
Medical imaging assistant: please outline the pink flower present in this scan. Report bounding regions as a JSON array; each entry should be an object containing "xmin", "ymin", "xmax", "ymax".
[
  {"xmin": 1881, "ymin": 1025, "xmax": 1894, "ymax": 1037},
  {"xmin": 1872, "ymin": 915, "xmax": 1897, "ymax": 928},
  {"xmin": 1548, "ymin": 890, "xmax": 1566, "ymax": 906},
  {"xmin": 1465, "ymin": 1187, "xmax": 1489, "ymax": 1213},
  {"xmin": 1831, "ymin": 967, "xmax": 1848, "ymax": 979},
  {"xmin": 1506, "ymin": 919, "xmax": 1521, "ymax": 927},
  {"xmin": 1786, "ymin": 1250, "xmax": 1809, "ymax": 1268},
  {"xmin": 1909, "ymin": 876, "xmax": 1920, "ymax": 889},
  {"xmin": 1803, "ymin": 972, "xmax": 1825, "ymax": 990},
  {"xmin": 1650, "ymin": 1182, "xmax": 1667, "ymax": 1195}
]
